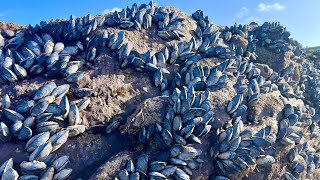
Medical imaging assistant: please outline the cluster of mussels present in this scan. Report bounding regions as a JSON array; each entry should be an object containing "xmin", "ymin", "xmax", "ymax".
[
  {"xmin": 227, "ymin": 61, "xmax": 280, "ymax": 122},
  {"xmin": 79, "ymin": 2, "xmax": 317, "ymax": 180},
  {"xmin": 113, "ymin": 3, "xmax": 273, "ymax": 180},
  {"xmin": 139, "ymin": 89, "xmax": 213, "ymax": 147},
  {"xmin": 284, "ymin": 141, "xmax": 319, "ymax": 180},
  {"xmin": 301, "ymin": 59, "xmax": 320, "ymax": 109},
  {"xmin": 0, "ymin": 1, "xmax": 199, "ymax": 179},
  {"xmin": 222, "ymin": 23, "xmax": 258, "ymax": 61},
  {"xmin": 210, "ymin": 120, "xmax": 276, "ymax": 176},
  {"xmin": 277, "ymin": 104, "xmax": 320, "ymax": 180},
  {"xmin": 0, "ymin": 0, "xmax": 318, "ymax": 179},
  {"xmin": 0, "ymin": 12, "xmax": 136, "ymax": 85},
  {"xmin": 113, "ymin": 88, "xmax": 212, "ymax": 180},
  {"xmin": 277, "ymin": 104, "xmax": 304, "ymax": 146},
  {"xmin": 279, "ymin": 102, "xmax": 320, "ymax": 180},
  {"xmin": 0, "ymin": 82, "xmax": 94, "ymax": 179},
  {"xmin": 1, "ymin": 1, "xmax": 183, "ymax": 87},
  {"xmin": 223, "ymin": 20, "xmax": 308, "ymax": 103},
  {"xmin": 254, "ymin": 22, "xmax": 303, "ymax": 55},
  {"xmin": 116, "ymin": 146, "xmax": 203, "ymax": 180},
  {"xmin": 1, "ymin": 154, "xmax": 71, "ymax": 180},
  {"xmin": 105, "ymin": 1, "xmax": 186, "ymax": 41}
]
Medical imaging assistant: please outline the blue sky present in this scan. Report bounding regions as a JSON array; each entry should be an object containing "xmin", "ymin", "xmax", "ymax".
[{"xmin": 0, "ymin": 0, "xmax": 318, "ymax": 47}]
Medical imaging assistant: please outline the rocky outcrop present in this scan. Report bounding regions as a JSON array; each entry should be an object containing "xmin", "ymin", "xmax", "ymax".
[{"xmin": 0, "ymin": 2, "xmax": 317, "ymax": 180}]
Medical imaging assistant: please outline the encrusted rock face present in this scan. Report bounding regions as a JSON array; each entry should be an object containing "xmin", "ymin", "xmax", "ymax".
[{"xmin": 0, "ymin": 1, "xmax": 318, "ymax": 180}]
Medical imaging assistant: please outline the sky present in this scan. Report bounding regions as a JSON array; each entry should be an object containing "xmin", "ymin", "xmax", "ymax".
[{"xmin": 0, "ymin": 0, "xmax": 318, "ymax": 47}]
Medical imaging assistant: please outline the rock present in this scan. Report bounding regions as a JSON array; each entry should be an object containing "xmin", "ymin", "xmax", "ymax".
[
  {"xmin": 230, "ymin": 35, "xmax": 248, "ymax": 51},
  {"xmin": 89, "ymin": 151, "xmax": 136, "ymax": 180},
  {"xmin": 0, "ymin": 2, "xmax": 316, "ymax": 180},
  {"xmin": 0, "ymin": 22, "xmax": 22, "ymax": 31},
  {"xmin": 292, "ymin": 63, "xmax": 302, "ymax": 81},
  {"xmin": 196, "ymin": 58, "xmax": 226, "ymax": 68},
  {"xmin": 121, "ymin": 96, "xmax": 168, "ymax": 135},
  {"xmin": 208, "ymin": 78, "xmax": 237, "ymax": 128},
  {"xmin": 255, "ymin": 46, "xmax": 302, "ymax": 82},
  {"xmin": 247, "ymin": 91, "xmax": 284, "ymax": 123},
  {"xmin": 255, "ymin": 46, "xmax": 291, "ymax": 73},
  {"xmin": 79, "ymin": 53, "xmax": 160, "ymax": 126},
  {"xmin": 255, "ymin": 63, "xmax": 274, "ymax": 79}
]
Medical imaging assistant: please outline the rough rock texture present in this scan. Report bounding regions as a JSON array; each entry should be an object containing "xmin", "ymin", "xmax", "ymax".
[
  {"xmin": 255, "ymin": 63, "xmax": 274, "ymax": 79},
  {"xmin": 89, "ymin": 151, "xmax": 136, "ymax": 180},
  {"xmin": 247, "ymin": 91, "xmax": 285, "ymax": 123},
  {"xmin": 230, "ymin": 35, "xmax": 249, "ymax": 51},
  {"xmin": 0, "ymin": 22, "xmax": 23, "ymax": 31},
  {"xmin": 292, "ymin": 62, "xmax": 302, "ymax": 81},
  {"xmin": 256, "ymin": 46, "xmax": 290, "ymax": 73},
  {"xmin": 121, "ymin": 96, "xmax": 168, "ymax": 135},
  {"xmin": 208, "ymin": 78, "xmax": 237, "ymax": 128},
  {"xmin": 196, "ymin": 57, "xmax": 226, "ymax": 68},
  {"xmin": 246, "ymin": 90, "xmax": 304, "ymax": 124},
  {"xmin": 256, "ymin": 46, "xmax": 301, "ymax": 81},
  {"xmin": 80, "ymin": 51, "xmax": 161, "ymax": 126}
]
